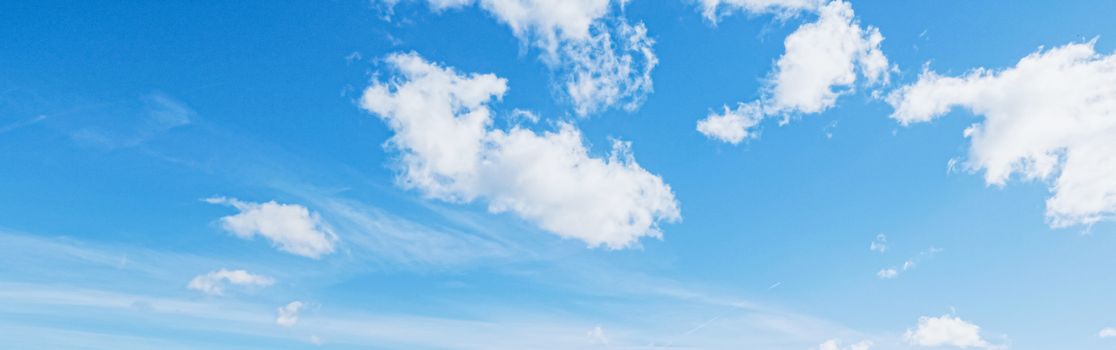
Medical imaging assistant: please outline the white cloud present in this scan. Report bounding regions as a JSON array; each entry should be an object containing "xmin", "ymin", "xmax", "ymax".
[
  {"xmin": 768, "ymin": 0, "xmax": 888, "ymax": 115},
  {"xmin": 388, "ymin": 0, "xmax": 655, "ymax": 116},
  {"xmin": 1100, "ymin": 327, "xmax": 1116, "ymax": 338},
  {"xmin": 205, "ymin": 197, "xmax": 337, "ymax": 259},
  {"xmin": 869, "ymin": 234, "xmax": 887, "ymax": 253},
  {"xmin": 697, "ymin": 0, "xmax": 889, "ymax": 143},
  {"xmin": 360, "ymin": 52, "xmax": 680, "ymax": 249},
  {"xmin": 186, "ymin": 269, "xmax": 274, "ymax": 296},
  {"xmin": 877, "ymin": 246, "xmax": 940, "ymax": 279},
  {"xmin": 561, "ymin": 18, "xmax": 657, "ymax": 116},
  {"xmin": 276, "ymin": 301, "xmax": 304, "ymax": 327},
  {"xmin": 875, "ymin": 268, "xmax": 897, "ymax": 279},
  {"xmin": 815, "ymin": 339, "xmax": 873, "ymax": 350},
  {"xmin": 587, "ymin": 325, "xmax": 608, "ymax": 344},
  {"xmin": 888, "ymin": 39, "xmax": 1116, "ymax": 228},
  {"xmin": 697, "ymin": 102, "xmax": 763, "ymax": 144},
  {"xmin": 904, "ymin": 315, "xmax": 992, "ymax": 349}
]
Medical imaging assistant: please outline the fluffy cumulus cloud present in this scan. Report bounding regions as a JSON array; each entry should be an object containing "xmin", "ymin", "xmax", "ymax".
[
  {"xmin": 888, "ymin": 40, "xmax": 1116, "ymax": 228},
  {"xmin": 696, "ymin": 102, "xmax": 764, "ymax": 144},
  {"xmin": 276, "ymin": 301, "xmax": 304, "ymax": 327},
  {"xmin": 815, "ymin": 339, "xmax": 873, "ymax": 350},
  {"xmin": 561, "ymin": 17, "xmax": 657, "ymax": 116},
  {"xmin": 186, "ymin": 269, "xmax": 274, "ymax": 296},
  {"xmin": 387, "ymin": 0, "xmax": 655, "ymax": 116},
  {"xmin": 360, "ymin": 52, "xmax": 680, "ymax": 249},
  {"xmin": 206, "ymin": 197, "xmax": 338, "ymax": 259},
  {"xmin": 1100, "ymin": 327, "xmax": 1116, "ymax": 338},
  {"xmin": 904, "ymin": 315, "xmax": 992, "ymax": 348},
  {"xmin": 697, "ymin": 0, "xmax": 889, "ymax": 144}
]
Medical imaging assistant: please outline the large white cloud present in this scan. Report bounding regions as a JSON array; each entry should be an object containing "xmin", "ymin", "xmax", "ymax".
[
  {"xmin": 387, "ymin": 0, "xmax": 655, "ymax": 116},
  {"xmin": 904, "ymin": 315, "xmax": 993, "ymax": 349},
  {"xmin": 360, "ymin": 52, "xmax": 680, "ymax": 249},
  {"xmin": 187, "ymin": 269, "xmax": 274, "ymax": 296},
  {"xmin": 697, "ymin": 0, "xmax": 889, "ymax": 144},
  {"xmin": 206, "ymin": 197, "xmax": 338, "ymax": 259},
  {"xmin": 888, "ymin": 40, "xmax": 1116, "ymax": 228}
]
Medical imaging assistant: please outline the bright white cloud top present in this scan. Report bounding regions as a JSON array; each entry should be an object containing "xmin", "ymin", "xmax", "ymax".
[
  {"xmin": 187, "ymin": 269, "xmax": 275, "ymax": 296},
  {"xmin": 697, "ymin": 0, "xmax": 889, "ymax": 144},
  {"xmin": 904, "ymin": 315, "xmax": 993, "ymax": 348},
  {"xmin": 388, "ymin": 0, "xmax": 656, "ymax": 116},
  {"xmin": 360, "ymin": 52, "xmax": 680, "ymax": 249},
  {"xmin": 206, "ymin": 197, "xmax": 338, "ymax": 259},
  {"xmin": 888, "ymin": 40, "xmax": 1116, "ymax": 228}
]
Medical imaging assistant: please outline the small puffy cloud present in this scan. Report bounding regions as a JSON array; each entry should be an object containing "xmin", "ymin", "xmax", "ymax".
[
  {"xmin": 206, "ymin": 197, "xmax": 338, "ymax": 259},
  {"xmin": 697, "ymin": 0, "xmax": 889, "ymax": 143},
  {"xmin": 1100, "ymin": 327, "xmax": 1116, "ymax": 338},
  {"xmin": 877, "ymin": 246, "xmax": 941, "ymax": 279},
  {"xmin": 360, "ymin": 52, "xmax": 680, "ymax": 249},
  {"xmin": 386, "ymin": 0, "xmax": 655, "ymax": 116},
  {"xmin": 767, "ymin": 0, "xmax": 888, "ymax": 115},
  {"xmin": 869, "ymin": 234, "xmax": 887, "ymax": 253},
  {"xmin": 904, "ymin": 315, "xmax": 993, "ymax": 348},
  {"xmin": 888, "ymin": 39, "xmax": 1116, "ymax": 228},
  {"xmin": 276, "ymin": 301, "xmax": 304, "ymax": 327},
  {"xmin": 697, "ymin": 102, "xmax": 763, "ymax": 144},
  {"xmin": 187, "ymin": 269, "xmax": 274, "ymax": 296},
  {"xmin": 816, "ymin": 339, "xmax": 873, "ymax": 350},
  {"xmin": 876, "ymin": 268, "xmax": 897, "ymax": 279}
]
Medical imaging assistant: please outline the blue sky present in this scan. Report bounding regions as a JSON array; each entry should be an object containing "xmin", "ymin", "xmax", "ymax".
[{"xmin": 3, "ymin": 0, "xmax": 1116, "ymax": 349}]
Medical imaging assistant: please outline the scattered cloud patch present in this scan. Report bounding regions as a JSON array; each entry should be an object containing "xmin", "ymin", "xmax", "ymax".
[
  {"xmin": 1100, "ymin": 327, "xmax": 1116, "ymax": 338},
  {"xmin": 205, "ymin": 197, "xmax": 338, "ymax": 259},
  {"xmin": 904, "ymin": 315, "xmax": 994, "ymax": 349},
  {"xmin": 869, "ymin": 234, "xmax": 887, "ymax": 253},
  {"xmin": 815, "ymin": 339, "xmax": 873, "ymax": 350},
  {"xmin": 877, "ymin": 246, "xmax": 940, "ymax": 279},
  {"xmin": 561, "ymin": 17, "xmax": 657, "ymax": 116},
  {"xmin": 186, "ymin": 269, "xmax": 274, "ymax": 296},
  {"xmin": 386, "ymin": 0, "xmax": 656, "ymax": 116},
  {"xmin": 888, "ymin": 39, "xmax": 1116, "ymax": 228},
  {"xmin": 697, "ymin": 102, "xmax": 763, "ymax": 144},
  {"xmin": 697, "ymin": 0, "xmax": 890, "ymax": 143},
  {"xmin": 876, "ymin": 268, "xmax": 897, "ymax": 279},
  {"xmin": 276, "ymin": 301, "xmax": 304, "ymax": 327},
  {"xmin": 587, "ymin": 325, "xmax": 608, "ymax": 344},
  {"xmin": 360, "ymin": 53, "xmax": 680, "ymax": 249}
]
